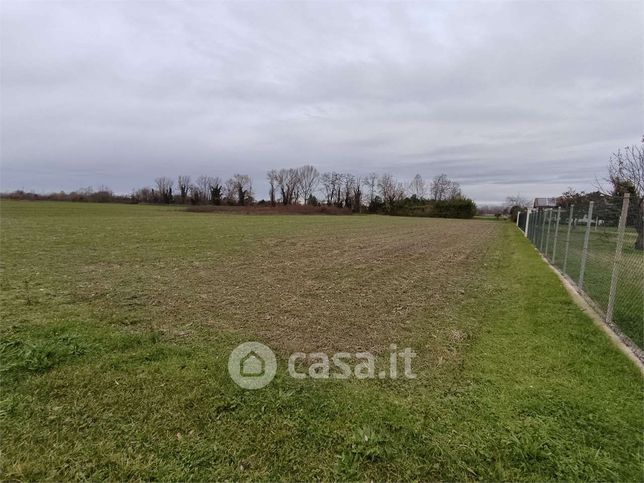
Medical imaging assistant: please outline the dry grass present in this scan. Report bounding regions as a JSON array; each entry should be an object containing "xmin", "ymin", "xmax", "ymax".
[{"xmin": 75, "ymin": 215, "xmax": 498, "ymax": 355}]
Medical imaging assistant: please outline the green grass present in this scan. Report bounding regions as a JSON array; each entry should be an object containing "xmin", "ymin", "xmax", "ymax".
[
  {"xmin": 532, "ymin": 219, "xmax": 644, "ymax": 348},
  {"xmin": 1, "ymin": 201, "xmax": 642, "ymax": 480}
]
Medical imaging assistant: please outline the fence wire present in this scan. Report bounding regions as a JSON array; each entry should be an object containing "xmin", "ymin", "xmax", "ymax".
[{"xmin": 523, "ymin": 194, "xmax": 643, "ymax": 350}]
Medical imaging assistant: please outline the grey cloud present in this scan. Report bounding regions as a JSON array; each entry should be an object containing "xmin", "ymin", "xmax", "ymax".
[{"xmin": 1, "ymin": 0, "xmax": 642, "ymax": 203}]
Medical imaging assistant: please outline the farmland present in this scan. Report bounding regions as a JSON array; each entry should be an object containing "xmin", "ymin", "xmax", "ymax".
[{"xmin": 1, "ymin": 201, "xmax": 642, "ymax": 480}]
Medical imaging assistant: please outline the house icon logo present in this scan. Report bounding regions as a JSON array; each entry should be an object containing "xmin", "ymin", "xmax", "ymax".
[
  {"xmin": 228, "ymin": 342, "xmax": 276, "ymax": 389},
  {"xmin": 240, "ymin": 351, "xmax": 265, "ymax": 377}
]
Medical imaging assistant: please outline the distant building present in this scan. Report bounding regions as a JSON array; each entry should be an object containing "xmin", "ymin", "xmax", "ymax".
[{"xmin": 533, "ymin": 197, "xmax": 558, "ymax": 209}]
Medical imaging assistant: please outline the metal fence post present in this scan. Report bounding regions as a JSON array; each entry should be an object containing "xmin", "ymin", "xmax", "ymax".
[
  {"xmin": 578, "ymin": 201, "xmax": 594, "ymax": 290},
  {"xmin": 525, "ymin": 210, "xmax": 531, "ymax": 238},
  {"xmin": 563, "ymin": 205, "xmax": 574, "ymax": 275},
  {"xmin": 606, "ymin": 194, "xmax": 630, "ymax": 325},
  {"xmin": 552, "ymin": 206, "xmax": 561, "ymax": 263},
  {"xmin": 545, "ymin": 209, "xmax": 553, "ymax": 257},
  {"xmin": 539, "ymin": 209, "xmax": 547, "ymax": 252}
]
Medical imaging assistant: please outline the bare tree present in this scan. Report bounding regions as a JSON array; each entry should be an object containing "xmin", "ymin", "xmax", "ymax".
[
  {"xmin": 430, "ymin": 174, "xmax": 449, "ymax": 201},
  {"xmin": 195, "ymin": 175, "xmax": 211, "ymax": 202},
  {"xmin": 155, "ymin": 177, "xmax": 174, "ymax": 204},
  {"xmin": 603, "ymin": 138, "xmax": 644, "ymax": 250},
  {"xmin": 276, "ymin": 169, "xmax": 288, "ymax": 205},
  {"xmin": 505, "ymin": 193, "xmax": 529, "ymax": 209},
  {"xmin": 447, "ymin": 180, "xmax": 462, "ymax": 200},
  {"xmin": 298, "ymin": 165, "xmax": 319, "ymax": 205},
  {"xmin": 504, "ymin": 193, "xmax": 528, "ymax": 222},
  {"xmin": 223, "ymin": 178, "xmax": 237, "ymax": 203},
  {"xmin": 409, "ymin": 174, "xmax": 426, "ymax": 199},
  {"xmin": 430, "ymin": 174, "xmax": 461, "ymax": 201},
  {"xmin": 276, "ymin": 168, "xmax": 299, "ymax": 205},
  {"xmin": 353, "ymin": 176, "xmax": 363, "ymax": 213},
  {"xmin": 395, "ymin": 181, "xmax": 407, "ymax": 201},
  {"xmin": 363, "ymin": 172, "xmax": 378, "ymax": 204},
  {"xmin": 132, "ymin": 186, "xmax": 155, "ymax": 203},
  {"xmin": 188, "ymin": 183, "xmax": 202, "ymax": 204},
  {"xmin": 266, "ymin": 169, "xmax": 278, "ymax": 206},
  {"xmin": 321, "ymin": 172, "xmax": 335, "ymax": 205},
  {"xmin": 320, "ymin": 171, "xmax": 349, "ymax": 206},
  {"xmin": 334, "ymin": 172, "xmax": 345, "ymax": 206},
  {"xmin": 94, "ymin": 185, "xmax": 112, "ymax": 202},
  {"xmin": 343, "ymin": 174, "xmax": 355, "ymax": 209},
  {"xmin": 230, "ymin": 174, "xmax": 253, "ymax": 205},
  {"xmin": 177, "ymin": 175, "xmax": 191, "ymax": 204},
  {"xmin": 378, "ymin": 173, "xmax": 400, "ymax": 209}
]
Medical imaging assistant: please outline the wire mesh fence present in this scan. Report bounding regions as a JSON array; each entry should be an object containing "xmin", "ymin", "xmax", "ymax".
[{"xmin": 522, "ymin": 194, "xmax": 643, "ymax": 350}]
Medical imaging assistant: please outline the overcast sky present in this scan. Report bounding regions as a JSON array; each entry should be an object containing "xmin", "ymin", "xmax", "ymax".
[{"xmin": 1, "ymin": 0, "xmax": 642, "ymax": 203}]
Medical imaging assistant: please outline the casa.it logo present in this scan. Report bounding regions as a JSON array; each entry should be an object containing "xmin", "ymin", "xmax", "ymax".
[
  {"xmin": 228, "ymin": 341, "xmax": 417, "ymax": 389},
  {"xmin": 227, "ymin": 341, "xmax": 277, "ymax": 389}
]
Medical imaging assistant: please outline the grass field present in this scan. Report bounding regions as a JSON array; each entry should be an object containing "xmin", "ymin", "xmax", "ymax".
[
  {"xmin": 1, "ymin": 201, "xmax": 642, "ymax": 480},
  {"xmin": 532, "ymin": 219, "xmax": 644, "ymax": 348}
]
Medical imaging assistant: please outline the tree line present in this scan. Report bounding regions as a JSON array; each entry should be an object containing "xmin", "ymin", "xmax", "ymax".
[
  {"xmin": 133, "ymin": 174, "xmax": 251, "ymax": 206},
  {"xmin": 126, "ymin": 168, "xmax": 474, "ymax": 216},
  {"xmin": 2, "ymin": 167, "xmax": 476, "ymax": 218}
]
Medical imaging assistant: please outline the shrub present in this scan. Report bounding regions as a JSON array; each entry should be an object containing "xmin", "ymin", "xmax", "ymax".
[
  {"xmin": 431, "ymin": 199, "xmax": 477, "ymax": 219},
  {"xmin": 390, "ymin": 199, "xmax": 477, "ymax": 219}
]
